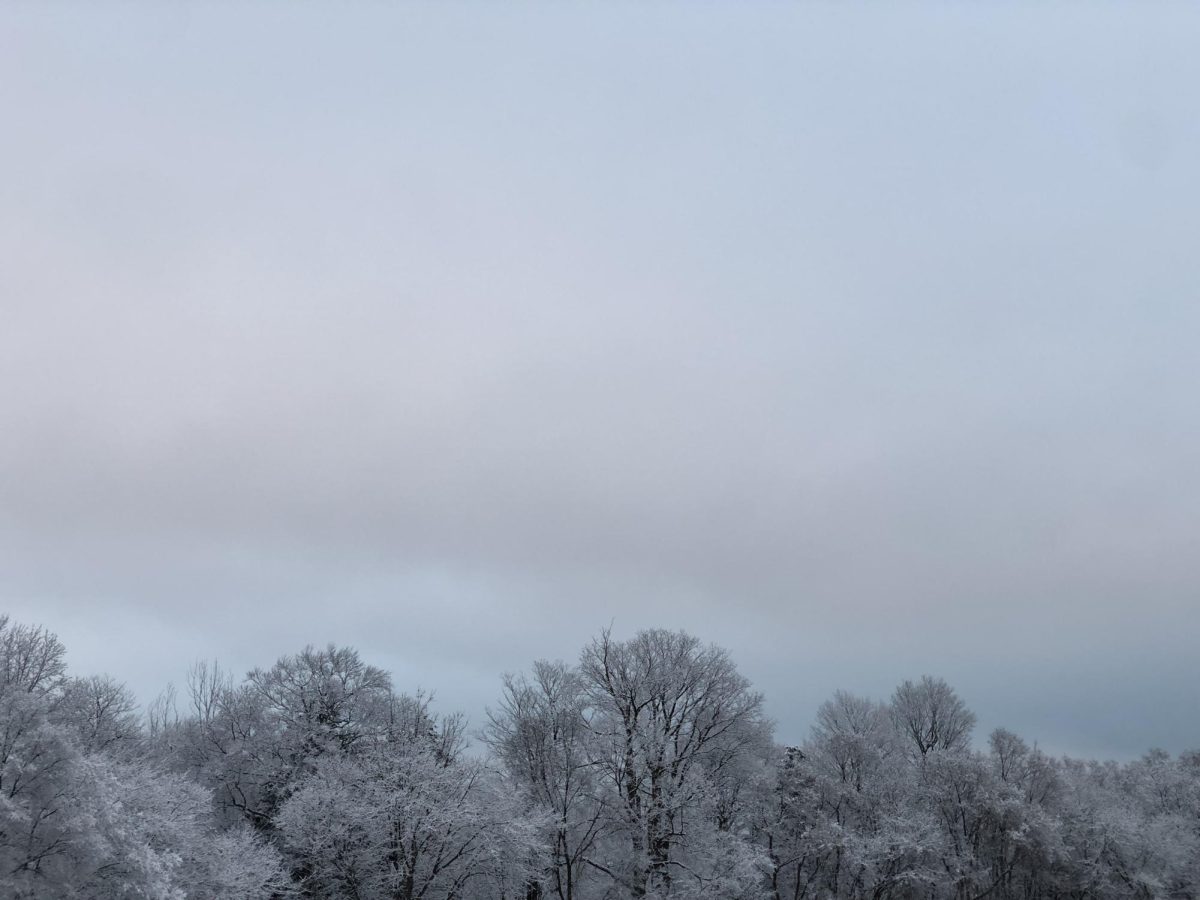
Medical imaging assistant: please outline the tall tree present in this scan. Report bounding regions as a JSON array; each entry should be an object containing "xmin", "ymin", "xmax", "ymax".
[
  {"xmin": 890, "ymin": 676, "xmax": 976, "ymax": 760},
  {"xmin": 485, "ymin": 660, "xmax": 603, "ymax": 900},
  {"xmin": 579, "ymin": 628, "xmax": 771, "ymax": 899}
]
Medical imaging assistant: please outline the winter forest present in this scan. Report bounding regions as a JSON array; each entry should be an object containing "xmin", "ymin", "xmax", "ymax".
[{"xmin": 2, "ymin": 615, "xmax": 1196, "ymax": 900}]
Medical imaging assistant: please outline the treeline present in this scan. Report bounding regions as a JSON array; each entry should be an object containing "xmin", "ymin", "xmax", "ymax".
[{"xmin": 1, "ymin": 615, "xmax": 1197, "ymax": 900}]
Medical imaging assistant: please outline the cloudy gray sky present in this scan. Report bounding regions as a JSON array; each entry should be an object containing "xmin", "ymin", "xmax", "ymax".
[{"xmin": 2, "ymin": 4, "xmax": 1198, "ymax": 759}]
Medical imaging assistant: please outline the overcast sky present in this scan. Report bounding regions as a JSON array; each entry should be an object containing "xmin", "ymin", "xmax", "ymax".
[{"xmin": 2, "ymin": 4, "xmax": 1198, "ymax": 760}]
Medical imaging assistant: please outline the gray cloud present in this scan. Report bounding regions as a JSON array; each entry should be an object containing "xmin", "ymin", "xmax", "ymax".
[{"xmin": 2, "ymin": 4, "xmax": 1198, "ymax": 758}]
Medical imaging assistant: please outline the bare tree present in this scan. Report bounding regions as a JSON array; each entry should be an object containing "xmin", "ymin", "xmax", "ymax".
[
  {"xmin": 0, "ymin": 615, "xmax": 66, "ymax": 696},
  {"xmin": 890, "ymin": 676, "xmax": 976, "ymax": 759},
  {"xmin": 485, "ymin": 660, "xmax": 603, "ymax": 900},
  {"xmin": 187, "ymin": 659, "xmax": 233, "ymax": 726},
  {"xmin": 579, "ymin": 628, "xmax": 771, "ymax": 899},
  {"xmin": 58, "ymin": 674, "xmax": 141, "ymax": 755}
]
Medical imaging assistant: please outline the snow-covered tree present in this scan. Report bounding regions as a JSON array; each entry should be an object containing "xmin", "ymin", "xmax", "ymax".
[
  {"xmin": 4, "ymin": 614, "xmax": 1198, "ymax": 900},
  {"xmin": 0, "ymin": 617, "xmax": 285, "ymax": 899},
  {"xmin": 485, "ymin": 660, "xmax": 603, "ymax": 900},
  {"xmin": 579, "ymin": 628, "xmax": 772, "ymax": 900},
  {"xmin": 277, "ymin": 742, "xmax": 544, "ymax": 900},
  {"xmin": 889, "ymin": 676, "xmax": 976, "ymax": 761}
]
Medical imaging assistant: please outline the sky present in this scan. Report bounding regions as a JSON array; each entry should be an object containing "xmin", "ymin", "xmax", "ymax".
[{"xmin": 1, "ymin": 3, "xmax": 1198, "ymax": 760}]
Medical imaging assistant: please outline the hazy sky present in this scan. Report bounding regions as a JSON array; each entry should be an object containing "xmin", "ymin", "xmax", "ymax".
[{"xmin": 2, "ymin": 4, "xmax": 1198, "ymax": 760}]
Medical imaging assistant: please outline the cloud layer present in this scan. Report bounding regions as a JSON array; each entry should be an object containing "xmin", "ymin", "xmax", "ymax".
[{"xmin": 2, "ymin": 5, "xmax": 1198, "ymax": 757}]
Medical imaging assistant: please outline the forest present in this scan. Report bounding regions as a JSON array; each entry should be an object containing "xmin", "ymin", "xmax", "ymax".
[{"xmin": 0, "ymin": 614, "xmax": 1196, "ymax": 900}]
